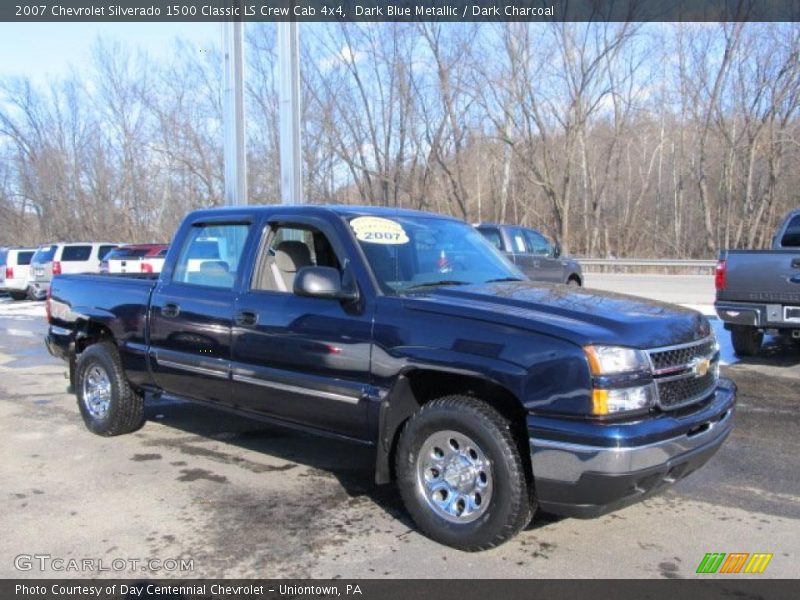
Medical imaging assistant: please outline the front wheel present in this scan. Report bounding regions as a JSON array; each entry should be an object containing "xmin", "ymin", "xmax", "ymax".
[
  {"xmin": 730, "ymin": 325, "xmax": 763, "ymax": 357},
  {"xmin": 395, "ymin": 395, "xmax": 534, "ymax": 551},
  {"xmin": 75, "ymin": 341, "xmax": 145, "ymax": 436}
]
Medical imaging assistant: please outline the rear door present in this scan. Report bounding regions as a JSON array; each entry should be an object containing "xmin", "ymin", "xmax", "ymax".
[
  {"xmin": 230, "ymin": 215, "xmax": 373, "ymax": 439},
  {"xmin": 149, "ymin": 218, "xmax": 254, "ymax": 404},
  {"xmin": 504, "ymin": 227, "xmax": 538, "ymax": 277}
]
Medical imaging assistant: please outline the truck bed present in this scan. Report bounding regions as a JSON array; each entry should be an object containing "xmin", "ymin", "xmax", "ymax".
[{"xmin": 718, "ymin": 249, "xmax": 800, "ymax": 305}]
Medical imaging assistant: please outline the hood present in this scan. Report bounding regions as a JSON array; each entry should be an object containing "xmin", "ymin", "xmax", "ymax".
[{"xmin": 403, "ymin": 281, "xmax": 711, "ymax": 349}]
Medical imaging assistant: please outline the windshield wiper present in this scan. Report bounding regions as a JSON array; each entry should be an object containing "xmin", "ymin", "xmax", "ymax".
[
  {"xmin": 485, "ymin": 277, "xmax": 524, "ymax": 283},
  {"xmin": 405, "ymin": 280, "xmax": 471, "ymax": 290}
]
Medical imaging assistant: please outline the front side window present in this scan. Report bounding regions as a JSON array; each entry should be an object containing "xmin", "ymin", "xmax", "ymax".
[
  {"xmin": 172, "ymin": 223, "xmax": 250, "ymax": 289},
  {"xmin": 61, "ymin": 246, "xmax": 92, "ymax": 262},
  {"xmin": 253, "ymin": 225, "xmax": 341, "ymax": 292},
  {"xmin": 350, "ymin": 215, "xmax": 522, "ymax": 294},
  {"xmin": 780, "ymin": 215, "xmax": 800, "ymax": 247},
  {"xmin": 524, "ymin": 230, "xmax": 553, "ymax": 256}
]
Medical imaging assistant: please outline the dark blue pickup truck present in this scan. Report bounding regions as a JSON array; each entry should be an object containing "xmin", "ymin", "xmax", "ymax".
[{"xmin": 46, "ymin": 205, "xmax": 736, "ymax": 550}]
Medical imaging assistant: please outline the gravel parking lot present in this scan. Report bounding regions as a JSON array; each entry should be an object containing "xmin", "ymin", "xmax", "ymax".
[{"xmin": 1, "ymin": 277, "xmax": 798, "ymax": 579}]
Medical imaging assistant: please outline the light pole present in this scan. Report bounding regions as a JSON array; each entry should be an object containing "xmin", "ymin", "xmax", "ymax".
[
  {"xmin": 222, "ymin": 17, "xmax": 247, "ymax": 206},
  {"xmin": 277, "ymin": 20, "xmax": 303, "ymax": 205}
]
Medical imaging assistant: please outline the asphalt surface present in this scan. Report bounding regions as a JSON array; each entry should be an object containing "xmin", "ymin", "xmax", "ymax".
[{"xmin": 1, "ymin": 275, "xmax": 798, "ymax": 579}]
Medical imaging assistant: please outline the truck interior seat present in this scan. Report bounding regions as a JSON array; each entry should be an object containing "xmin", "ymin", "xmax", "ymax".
[{"xmin": 272, "ymin": 241, "xmax": 313, "ymax": 292}]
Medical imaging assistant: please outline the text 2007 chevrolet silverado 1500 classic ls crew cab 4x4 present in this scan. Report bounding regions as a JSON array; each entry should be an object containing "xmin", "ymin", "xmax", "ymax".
[{"xmin": 46, "ymin": 206, "xmax": 736, "ymax": 551}]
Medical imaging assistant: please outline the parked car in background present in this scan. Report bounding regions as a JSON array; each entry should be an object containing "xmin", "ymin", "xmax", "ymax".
[
  {"xmin": 29, "ymin": 242, "xmax": 118, "ymax": 300},
  {"xmin": 102, "ymin": 244, "xmax": 168, "ymax": 274},
  {"xmin": 475, "ymin": 224, "xmax": 583, "ymax": 285},
  {"xmin": 715, "ymin": 208, "xmax": 800, "ymax": 356},
  {"xmin": 140, "ymin": 246, "xmax": 169, "ymax": 274},
  {"xmin": 0, "ymin": 247, "xmax": 37, "ymax": 300}
]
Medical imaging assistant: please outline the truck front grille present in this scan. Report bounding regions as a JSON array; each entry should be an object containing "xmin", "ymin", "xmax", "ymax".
[
  {"xmin": 647, "ymin": 337, "xmax": 719, "ymax": 410},
  {"xmin": 649, "ymin": 338, "xmax": 717, "ymax": 374}
]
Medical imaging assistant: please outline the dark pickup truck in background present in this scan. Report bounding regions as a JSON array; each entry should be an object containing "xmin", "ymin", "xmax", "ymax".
[
  {"xmin": 715, "ymin": 208, "xmax": 800, "ymax": 356},
  {"xmin": 46, "ymin": 205, "xmax": 735, "ymax": 550},
  {"xmin": 475, "ymin": 223, "xmax": 583, "ymax": 285}
]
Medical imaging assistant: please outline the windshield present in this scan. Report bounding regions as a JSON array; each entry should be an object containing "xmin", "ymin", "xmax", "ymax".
[
  {"xmin": 349, "ymin": 215, "xmax": 524, "ymax": 294},
  {"xmin": 32, "ymin": 245, "xmax": 57, "ymax": 264}
]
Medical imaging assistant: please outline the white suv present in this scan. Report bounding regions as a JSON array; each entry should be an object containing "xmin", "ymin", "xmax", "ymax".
[
  {"xmin": 29, "ymin": 242, "xmax": 118, "ymax": 300},
  {"xmin": 0, "ymin": 247, "xmax": 37, "ymax": 300}
]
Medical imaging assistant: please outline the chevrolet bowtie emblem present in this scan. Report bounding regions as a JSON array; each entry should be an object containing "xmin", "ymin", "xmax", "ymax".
[{"xmin": 691, "ymin": 357, "xmax": 711, "ymax": 378}]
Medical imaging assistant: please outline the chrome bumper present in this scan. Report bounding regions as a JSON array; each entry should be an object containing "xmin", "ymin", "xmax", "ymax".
[{"xmin": 530, "ymin": 404, "xmax": 734, "ymax": 484}]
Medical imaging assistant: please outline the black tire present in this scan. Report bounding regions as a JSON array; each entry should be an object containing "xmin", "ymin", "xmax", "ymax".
[
  {"xmin": 730, "ymin": 325, "xmax": 763, "ymax": 357},
  {"xmin": 9, "ymin": 291, "xmax": 27, "ymax": 301},
  {"xmin": 75, "ymin": 341, "xmax": 145, "ymax": 436},
  {"xmin": 395, "ymin": 395, "xmax": 534, "ymax": 551},
  {"xmin": 566, "ymin": 277, "xmax": 581, "ymax": 287}
]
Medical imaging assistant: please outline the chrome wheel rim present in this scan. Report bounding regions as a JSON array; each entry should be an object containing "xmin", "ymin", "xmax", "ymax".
[
  {"xmin": 415, "ymin": 430, "xmax": 493, "ymax": 523},
  {"xmin": 82, "ymin": 364, "xmax": 112, "ymax": 419}
]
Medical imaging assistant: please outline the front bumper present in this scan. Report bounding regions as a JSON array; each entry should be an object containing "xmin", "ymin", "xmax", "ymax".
[{"xmin": 529, "ymin": 378, "xmax": 736, "ymax": 518}]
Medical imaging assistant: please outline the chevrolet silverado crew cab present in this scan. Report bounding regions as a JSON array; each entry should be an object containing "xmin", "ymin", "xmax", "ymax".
[
  {"xmin": 46, "ymin": 205, "xmax": 735, "ymax": 550},
  {"xmin": 715, "ymin": 208, "xmax": 800, "ymax": 356}
]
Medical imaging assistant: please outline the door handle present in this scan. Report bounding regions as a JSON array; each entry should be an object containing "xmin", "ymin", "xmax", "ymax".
[
  {"xmin": 234, "ymin": 310, "xmax": 258, "ymax": 326},
  {"xmin": 162, "ymin": 303, "xmax": 180, "ymax": 318},
  {"xmin": 792, "ymin": 258, "xmax": 800, "ymax": 269}
]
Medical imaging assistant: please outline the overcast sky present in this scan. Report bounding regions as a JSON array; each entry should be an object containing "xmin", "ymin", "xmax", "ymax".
[{"xmin": 0, "ymin": 22, "xmax": 218, "ymax": 82}]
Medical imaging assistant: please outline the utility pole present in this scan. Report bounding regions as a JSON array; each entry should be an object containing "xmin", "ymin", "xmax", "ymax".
[
  {"xmin": 222, "ymin": 15, "xmax": 247, "ymax": 206},
  {"xmin": 277, "ymin": 20, "xmax": 303, "ymax": 204}
]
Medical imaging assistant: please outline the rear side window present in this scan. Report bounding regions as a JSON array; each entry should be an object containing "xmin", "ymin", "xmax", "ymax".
[
  {"xmin": 17, "ymin": 251, "xmax": 34, "ymax": 265},
  {"xmin": 173, "ymin": 223, "xmax": 250, "ymax": 289},
  {"xmin": 99, "ymin": 245, "xmax": 117, "ymax": 260},
  {"xmin": 477, "ymin": 228, "xmax": 503, "ymax": 251},
  {"xmin": 61, "ymin": 245, "xmax": 92, "ymax": 262},
  {"xmin": 32, "ymin": 245, "xmax": 57, "ymax": 263},
  {"xmin": 780, "ymin": 215, "xmax": 800, "ymax": 247}
]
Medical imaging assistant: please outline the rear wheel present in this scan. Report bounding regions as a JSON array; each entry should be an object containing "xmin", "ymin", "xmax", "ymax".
[
  {"xmin": 9, "ymin": 291, "xmax": 27, "ymax": 301},
  {"xmin": 395, "ymin": 395, "xmax": 533, "ymax": 551},
  {"xmin": 730, "ymin": 325, "xmax": 763, "ymax": 357},
  {"xmin": 566, "ymin": 277, "xmax": 581, "ymax": 287},
  {"xmin": 75, "ymin": 341, "xmax": 145, "ymax": 436}
]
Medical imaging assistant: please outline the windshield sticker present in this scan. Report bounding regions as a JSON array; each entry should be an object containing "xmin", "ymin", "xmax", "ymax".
[{"xmin": 350, "ymin": 217, "xmax": 409, "ymax": 245}]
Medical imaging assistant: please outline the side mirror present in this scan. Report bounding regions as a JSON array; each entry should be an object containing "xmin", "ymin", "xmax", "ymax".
[
  {"xmin": 552, "ymin": 242, "xmax": 562, "ymax": 258},
  {"xmin": 293, "ymin": 266, "xmax": 359, "ymax": 301}
]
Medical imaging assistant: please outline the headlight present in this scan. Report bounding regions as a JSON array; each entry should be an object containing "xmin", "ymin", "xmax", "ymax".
[
  {"xmin": 592, "ymin": 384, "xmax": 656, "ymax": 415},
  {"xmin": 584, "ymin": 345, "xmax": 650, "ymax": 375}
]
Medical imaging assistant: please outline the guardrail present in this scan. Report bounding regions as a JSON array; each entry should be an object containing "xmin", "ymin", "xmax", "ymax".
[{"xmin": 576, "ymin": 258, "xmax": 717, "ymax": 275}]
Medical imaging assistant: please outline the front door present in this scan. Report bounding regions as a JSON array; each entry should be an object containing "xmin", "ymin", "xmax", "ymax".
[
  {"xmin": 149, "ymin": 219, "xmax": 253, "ymax": 404},
  {"xmin": 230, "ymin": 218, "xmax": 373, "ymax": 439},
  {"xmin": 523, "ymin": 229, "xmax": 563, "ymax": 283}
]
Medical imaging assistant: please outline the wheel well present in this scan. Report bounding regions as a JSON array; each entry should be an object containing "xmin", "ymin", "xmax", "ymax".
[
  {"xmin": 567, "ymin": 274, "xmax": 582, "ymax": 286},
  {"xmin": 75, "ymin": 321, "xmax": 114, "ymax": 355},
  {"xmin": 377, "ymin": 369, "xmax": 531, "ymax": 485}
]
